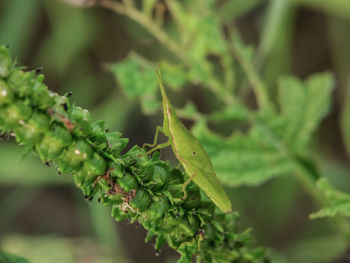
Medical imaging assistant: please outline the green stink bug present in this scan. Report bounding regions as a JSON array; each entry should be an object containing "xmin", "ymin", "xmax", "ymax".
[{"xmin": 144, "ymin": 68, "xmax": 232, "ymax": 213}]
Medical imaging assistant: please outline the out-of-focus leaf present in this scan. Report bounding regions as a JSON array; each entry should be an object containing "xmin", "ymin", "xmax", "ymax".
[
  {"xmin": 159, "ymin": 61, "xmax": 188, "ymax": 89},
  {"xmin": 209, "ymin": 104, "xmax": 250, "ymax": 121},
  {"xmin": 217, "ymin": 0, "xmax": 264, "ymax": 22},
  {"xmin": 181, "ymin": 102, "xmax": 199, "ymax": 117},
  {"xmin": 109, "ymin": 53, "xmax": 157, "ymax": 98},
  {"xmin": 310, "ymin": 178, "xmax": 350, "ymax": 219},
  {"xmin": 192, "ymin": 73, "xmax": 333, "ymax": 186},
  {"xmin": 166, "ymin": 0, "xmax": 226, "ymax": 83},
  {"xmin": 278, "ymin": 73, "xmax": 333, "ymax": 152},
  {"xmin": 109, "ymin": 53, "xmax": 159, "ymax": 113},
  {"xmin": 174, "ymin": 102, "xmax": 202, "ymax": 121},
  {"xmin": 192, "ymin": 120, "xmax": 296, "ymax": 186},
  {"xmin": 0, "ymin": 251, "xmax": 31, "ymax": 263},
  {"xmin": 110, "ymin": 54, "xmax": 190, "ymax": 113},
  {"xmin": 141, "ymin": 94, "xmax": 161, "ymax": 114}
]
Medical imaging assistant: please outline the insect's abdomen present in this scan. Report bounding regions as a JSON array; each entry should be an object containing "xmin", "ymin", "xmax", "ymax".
[
  {"xmin": 168, "ymin": 111, "xmax": 232, "ymax": 213},
  {"xmin": 185, "ymin": 163, "xmax": 232, "ymax": 213}
]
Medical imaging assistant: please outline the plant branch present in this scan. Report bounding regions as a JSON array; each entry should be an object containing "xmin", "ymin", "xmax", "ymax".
[
  {"xmin": 230, "ymin": 44, "xmax": 271, "ymax": 111},
  {"xmin": 99, "ymin": 0, "xmax": 187, "ymax": 63}
]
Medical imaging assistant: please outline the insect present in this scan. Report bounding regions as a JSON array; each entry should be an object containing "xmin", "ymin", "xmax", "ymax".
[{"xmin": 144, "ymin": 68, "xmax": 232, "ymax": 213}]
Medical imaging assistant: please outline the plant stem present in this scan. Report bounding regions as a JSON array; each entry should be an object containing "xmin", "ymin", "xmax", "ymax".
[
  {"xmin": 230, "ymin": 43, "xmax": 271, "ymax": 111},
  {"xmin": 99, "ymin": 0, "xmax": 187, "ymax": 62},
  {"xmin": 98, "ymin": 0, "xmax": 235, "ymax": 106}
]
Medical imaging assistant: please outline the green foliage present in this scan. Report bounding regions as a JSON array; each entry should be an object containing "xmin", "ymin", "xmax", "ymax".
[
  {"xmin": 107, "ymin": 0, "xmax": 333, "ymax": 189},
  {"xmin": 109, "ymin": 53, "xmax": 159, "ymax": 113},
  {"xmin": 2, "ymin": 0, "xmax": 350, "ymax": 262},
  {"xmin": 310, "ymin": 178, "xmax": 350, "ymax": 219},
  {"xmin": 0, "ymin": 46, "xmax": 267, "ymax": 263},
  {"xmin": 104, "ymin": 2, "xmax": 350, "ymax": 250},
  {"xmin": 0, "ymin": 251, "xmax": 31, "ymax": 263},
  {"xmin": 113, "ymin": 65, "xmax": 333, "ymax": 187},
  {"xmin": 192, "ymin": 120, "xmax": 296, "ymax": 186},
  {"xmin": 109, "ymin": 53, "xmax": 157, "ymax": 98},
  {"xmin": 278, "ymin": 73, "xmax": 334, "ymax": 152}
]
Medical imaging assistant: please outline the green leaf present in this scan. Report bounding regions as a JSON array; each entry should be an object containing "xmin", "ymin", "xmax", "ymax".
[
  {"xmin": 110, "ymin": 56, "xmax": 189, "ymax": 114},
  {"xmin": 0, "ymin": 251, "xmax": 31, "ymax": 263},
  {"xmin": 278, "ymin": 73, "xmax": 334, "ymax": 152},
  {"xmin": 140, "ymin": 94, "xmax": 161, "ymax": 114},
  {"xmin": 166, "ymin": 0, "xmax": 226, "ymax": 83},
  {"xmin": 109, "ymin": 53, "xmax": 157, "ymax": 98},
  {"xmin": 209, "ymin": 104, "xmax": 250, "ymax": 121},
  {"xmin": 159, "ymin": 61, "xmax": 188, "ymax": 89},
  {"xmin": 191, "ymin": 73, "xmax": 333, "ymax": 187},
  {"xmin": 180, "ymin": 102, "xmax": 200, "ymax": 118},
  {"xmin": 192, "ymin": 120, "xmax": 296, "ymax": 186},
  {"xmin": 109, "ymin": 53, "xmax": 162, "ymax": 113},
  {"xmin": 310, "ymin": 178, "xmax": 350, "ymax": 219}
]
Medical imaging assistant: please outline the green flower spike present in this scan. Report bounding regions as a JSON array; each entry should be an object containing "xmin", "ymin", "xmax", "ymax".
[{"xmin": 0, "ymin": 46, "xmax": 268, "ymax": 263}]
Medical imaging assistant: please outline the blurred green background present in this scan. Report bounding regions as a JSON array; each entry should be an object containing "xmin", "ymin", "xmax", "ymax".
[{"xmin": 1, "ymin": 0, "xmax": 350, "ymax": 262}]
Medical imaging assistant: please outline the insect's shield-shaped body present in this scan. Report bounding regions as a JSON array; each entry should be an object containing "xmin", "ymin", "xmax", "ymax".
[{"xmin": 156, "ymin": 68, "xmax": 232, "ymax": 213}]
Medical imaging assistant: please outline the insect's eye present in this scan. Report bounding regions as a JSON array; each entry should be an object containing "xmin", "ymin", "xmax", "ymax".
[{"xmin": 192, "ymin": 151, "xmax": 196, "ymax": 155}]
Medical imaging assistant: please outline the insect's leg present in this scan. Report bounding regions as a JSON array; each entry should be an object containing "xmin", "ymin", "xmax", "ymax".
[
  {"xmin": 145, "ymin": 141, "xmax": 171, "ymax": 155},
  {"xmin": 181, "ymin": 172, "xmax": 197, "ymax": 200},
  {"xmin": 142, "ymin": 126, "xmax": 164, "ymax": 150}
]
